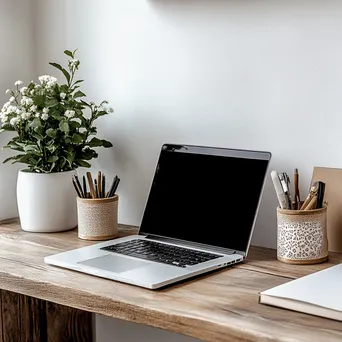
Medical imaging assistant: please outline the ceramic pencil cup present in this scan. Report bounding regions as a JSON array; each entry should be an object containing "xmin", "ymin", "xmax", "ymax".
[
  {"xmin": 276, "ymin": 206, "xmax": 328, "ymax": 264},
  {"xmin": 77, "ymin": 195, "xmax": 119, "ymax": 240}
]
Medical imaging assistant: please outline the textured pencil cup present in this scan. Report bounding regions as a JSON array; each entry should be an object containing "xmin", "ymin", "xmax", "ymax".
[
  {"xmin": 277, "ymin": 206, "xmax": 328, "ymax": 264},
  {"xmin": 77, "ymin": 195, "xmax": 119, "ymax": 240}
]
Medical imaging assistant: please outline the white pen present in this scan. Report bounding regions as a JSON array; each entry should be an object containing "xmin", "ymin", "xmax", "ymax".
[{"xmin": 270, "ymin": 170, "xmax": 288, "ymax": 209}]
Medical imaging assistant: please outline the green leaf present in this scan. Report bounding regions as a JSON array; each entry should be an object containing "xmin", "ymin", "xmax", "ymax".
[
  {"xmin": 77, "ymin": 160, "xmax": 91, "ymax": 168},
  {"xmin": 0, "ymin": 124, "xmax": 15, "ymax": 132},
  {"xmin": 88, "ymin": 137, "xmax": 103, "ymax": 147},
  {"xmin": 49, "ymin": 62, "xmax": 64, "ymax": 72},
  {"xmin": 72, "ymin": 133, "xmax": 83, "ymax": 144},
  {"xmin": 49, "ymin": 162, "xmax": 56, "ymax": 172},
  {"xmin": 45, "ymin": 144, "xmax": 56, "ymax": 153},
  {"xmin": 34, "ymin": 95, "xmax": 45, "ymax": 106},
  {"xmin": 29, "ymin": 118, "xmax": 41, "ymax": 129},
  {"xmin": 102, "ymin": 139, "xmax": 113, "ymax": 148},
  {"xmin": 80, "ymin": 148, "xmax": 97, "ymax": 160},
  {"xmin": 4, "ymin": 143, "xmax": 24, "ymax": 152},
  {"xmin": 45, "ymin": 98, "xmax": 59, "ymax": 107},
  {"xmin": 31, "ymin": 131, "xmax": 44, "ymax": 140},
  {"xmin": 24, "ymin": 145, "xmax": 40, "ymax": 154},
  {"xmin": 50, "ymin": 112, "xmax": 62, "ymax": 120},
  {"xmin": 65, "ymin": 150, "xmax": 75, "ymax": 167},
  {"xmin": 73, "ymin": 80, "xmax": 84, "ymax": 85},
  {"xmin": 46, "ymin": 128, "xmax": 57, "ymax": 139},
  {"xmin": 3, "ymin": 156, "xmax": 17, "ymax": 163},
  {"xmin": 49, "ymin": 62, "xmax": 70, "ymax": 84},
  {"xmin": 64, "ymin": 50, "xmax": 73, "ymax": 58},
  {"xmin": 59, "ymin": 121, "xmax": 70, "ymax": 135},
  {"xmin": 47, "ymin": 155, "xmax": 58, "ymax": 163},
  {"xmin": 69, "ymin": 121, "xmax": 81, "ymax": 130},
  {"xmin": 74, "ymin": 91, "xmax": 86, "ymax": 98}
]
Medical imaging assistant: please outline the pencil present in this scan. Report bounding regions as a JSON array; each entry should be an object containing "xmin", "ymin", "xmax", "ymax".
[{"xmin": 86, "ymin": 172, "xmax": 96, "ymax": 199}]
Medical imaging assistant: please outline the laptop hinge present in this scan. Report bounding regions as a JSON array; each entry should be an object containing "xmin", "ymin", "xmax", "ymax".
[{"xmin": 142, "ymin": 234, "xmax": 242, "ymax": 256}]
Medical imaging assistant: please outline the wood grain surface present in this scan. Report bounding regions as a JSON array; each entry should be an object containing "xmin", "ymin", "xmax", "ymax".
[{"xmin": 1, "ymin": 221, "xmax": 342, "ymax": 342}]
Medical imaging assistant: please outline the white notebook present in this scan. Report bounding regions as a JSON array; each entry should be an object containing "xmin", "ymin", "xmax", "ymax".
[{"xmin": 259, "ymin": 263, "xmax": 342, "ymax": 321}]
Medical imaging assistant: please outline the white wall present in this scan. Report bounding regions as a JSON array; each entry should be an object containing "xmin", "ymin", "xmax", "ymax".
[
  {"xmin": 32, "ymin": 0, "xmax": 342, "ymax": 250},
  {"xmin": 0, "ymin": 0, "xmax": 35, "ymax": 219}
]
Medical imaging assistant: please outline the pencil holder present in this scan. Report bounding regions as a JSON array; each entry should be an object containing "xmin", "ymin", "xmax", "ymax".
[
  {"xmin": 276, "ymin": 206, "xmax": 328, "ymax": 264},
  {"xmin": 77, "ymin": 195, "xmax": 119, "ymax": 240}
]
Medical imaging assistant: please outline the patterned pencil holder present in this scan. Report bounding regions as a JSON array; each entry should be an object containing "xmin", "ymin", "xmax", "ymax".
[
  {"xmin": 77, "ymin": 195, "xmax": 119, "ymax": 240},
  {"xmin": 276, "ymin": 206, "xmax": 328, "ymax": 264}
]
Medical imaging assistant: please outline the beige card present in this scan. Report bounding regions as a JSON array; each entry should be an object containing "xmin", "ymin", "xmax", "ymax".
[{"xmin": 311, "ymin": 166, "xmax": 342, "ymax": 253}]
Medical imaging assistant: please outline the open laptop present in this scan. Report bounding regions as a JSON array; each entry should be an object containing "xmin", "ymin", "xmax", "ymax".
[{"xmin": 44, "ymin": 143, "xmax": 271, "ymax": 289}]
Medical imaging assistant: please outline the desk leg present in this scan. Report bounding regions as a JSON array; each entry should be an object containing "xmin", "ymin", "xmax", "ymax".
[{"xmin": 0, "ymin": 290, "xmax": 93, "ymax": 342}]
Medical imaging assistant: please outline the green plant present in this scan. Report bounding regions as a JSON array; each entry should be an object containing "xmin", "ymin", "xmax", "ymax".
[{"xmin": 0, "ymin": 49, "xmax": 113, "ymax": 173}]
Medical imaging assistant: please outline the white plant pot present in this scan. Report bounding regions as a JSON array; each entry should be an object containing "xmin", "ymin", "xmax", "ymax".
[{"xmin": 17, "ymin": 169, "xmax": 78, "ymax": 232}]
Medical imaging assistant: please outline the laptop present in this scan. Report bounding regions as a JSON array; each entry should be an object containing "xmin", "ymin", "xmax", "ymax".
[{"xmin": 44, "ymin": 143, "xmax": 271, "ymax": 289}]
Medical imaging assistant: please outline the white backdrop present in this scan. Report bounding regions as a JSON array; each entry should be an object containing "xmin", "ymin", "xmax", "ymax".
[{"xmin": 32, "ymin": 0, "xmax": 342, "ymax": 249}]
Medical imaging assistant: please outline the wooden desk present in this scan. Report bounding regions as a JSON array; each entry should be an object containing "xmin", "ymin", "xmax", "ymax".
[{"xmin": 1, "ymin": 222, "xmax": 342, "ymax": 342}]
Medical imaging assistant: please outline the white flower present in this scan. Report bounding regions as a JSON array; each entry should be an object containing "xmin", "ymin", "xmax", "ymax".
[
  {"xmin": 41, "ymin": 113, "xmax": 48, "ymax": 120},
  {"xmin": 30, "ymin": 105, "xmax": 37, "ymax": 112},
  {"xmin": 14, "ymin": 80, "xmax": 23, "ymax": 86},
  {"xmin": 21, "ymin": 112, "xmax": 31, "ymax": 120},
  {"xmin": 1, "ymin": 115, "xmax": 8, "ymax": 123},
  {"xmin": 42, "ymin": 107, "xmax": 49, "ymax": 114},
  {"xmin": 7, "ymin": 105, "xmax": 18, "ymax": 114},
  {"xmin": 5, "ymin": 89, "xmax": 10, "ymax": 94},
  {"xmin": 38, "ymin": 75, "xmax": 57, "ymax": 88},
  {"xmin": 10, "ymin": 117, "xmax": 20, "ymax": 126},
  {"xmin": 60, "ymin": 92, "xmax": 66, "ymax": 100},
  {"xmin": 69, "ymin": 59, "xmax": 79, "ymax": 68},
  {"xmin": 64, "ymin": 110, "xmax": 75, "ymax": 118},
  {"xmin": 15, "ymin": 108, "xmax": 22, "ymax": 115},
  {"xmin": 35, "ymin": 112, "xmax": 40, "ymax": 118},
  {"xmin": 30, "ymin": 89, "xmax": 35, "ymax": 96},
  {"xmin": 20, "ymin": 87, "xmax": 28, "ymax": 95},
  {"xmin": 9, "ymin": 96, "xmax": 15, "ymax": 103}
]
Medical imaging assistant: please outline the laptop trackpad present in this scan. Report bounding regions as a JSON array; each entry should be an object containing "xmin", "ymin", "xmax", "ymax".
[{"xmin": 79, "ymin": 254, "xmax": 147, "ymax": 273}]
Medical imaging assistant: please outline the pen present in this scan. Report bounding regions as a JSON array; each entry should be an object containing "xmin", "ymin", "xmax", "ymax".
[
  {"xmin": 279, "ymin": 173, "xmax": 291, "ymax": 209},
  {"xmin": 110, "ymin": 177, "xmax": 120, "ymax": 197},
  {"xmin": 294, "ymin": 168, "xmax": 300, "ymax": 210},
  {"xmin": 270, "ymin": 170, "xmax": 287, "ymax": 209},
  {"xmin": 101, "ymin": 174, "xmax": 106, "ymax": 198},
  {"xmin": 74, "ymin": 175, "xmax": 84, "ymax": 198},
  {"xmin": 97, "ymin": 171, "xmax": 102, "ymax": 198},
  {"xmin": 107, "ymin": 175, "xmax": 118, "ymax": 198},
  {"xmin": 94, "ymin": 179, "xmax": 99, "ymax": 199},
  {"xmin": 83, "ymin": 175, "xmax": 87, "ymax": 198}
]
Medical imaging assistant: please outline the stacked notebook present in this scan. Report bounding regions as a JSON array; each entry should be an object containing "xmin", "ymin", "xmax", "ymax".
[{"xmin": 259, "ymin": 263, "xmax": 342, "ymax": 321}]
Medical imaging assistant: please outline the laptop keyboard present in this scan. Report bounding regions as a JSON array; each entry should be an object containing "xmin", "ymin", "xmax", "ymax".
[{"xmin": 101, "ymin": 239, "xmax": 223, "ymax": 268}]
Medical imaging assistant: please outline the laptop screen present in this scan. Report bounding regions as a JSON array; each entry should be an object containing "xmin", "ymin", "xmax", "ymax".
[{"xmin": 140, "ymin": 144, "xmax": 271, "ymax": 254}]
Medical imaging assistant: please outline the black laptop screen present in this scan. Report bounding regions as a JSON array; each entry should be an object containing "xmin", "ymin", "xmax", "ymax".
[{"xmin": 140, "ymin": 144, "xmax": 270, "ymax": 253}]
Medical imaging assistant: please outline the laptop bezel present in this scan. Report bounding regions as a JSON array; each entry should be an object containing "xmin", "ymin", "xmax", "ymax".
[{"xmin": 138, "ymin": 143, "xmax": 271, "ymax": 257}]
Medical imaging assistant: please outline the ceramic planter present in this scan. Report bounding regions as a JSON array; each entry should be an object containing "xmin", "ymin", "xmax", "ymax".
[{"xmin": 17, "ymin": 169, "xmax": 77, "ymax": 232}]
